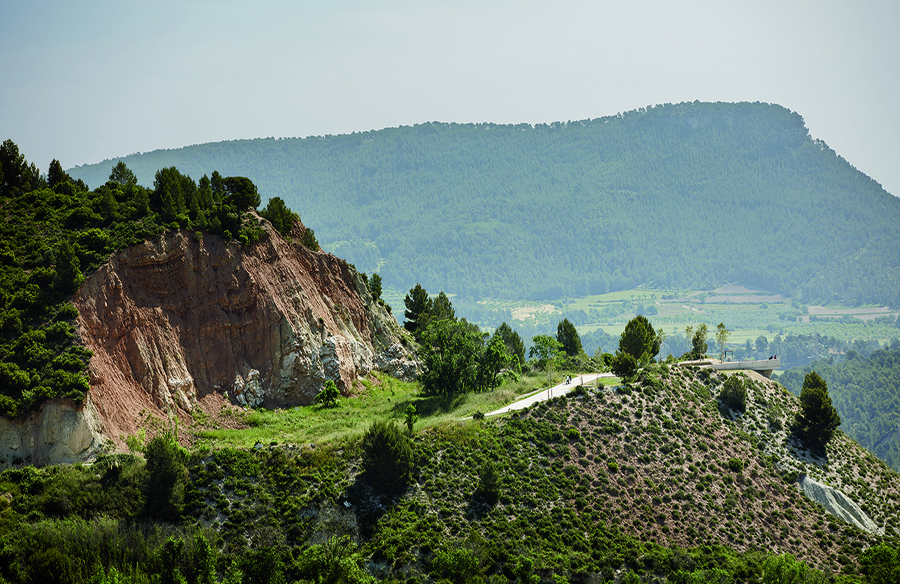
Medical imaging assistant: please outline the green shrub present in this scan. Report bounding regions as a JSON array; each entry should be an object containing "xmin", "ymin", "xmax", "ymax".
[
  {"xmin": 405, "ymin": 403, "xmax": 419, "ymax": 434},
  {"xmin": 571, "ymin": 384, "xmax": 588, "ymax": 397},
  {"xmin": 761, "ymin": 553, "xmax": 817, "ymax": 584},
  {"xmin": 611, "ymin": 352, "xmax": 638, "ymax": 379},
  {"xmin": 477, "ymin": 460, "xmax": 502, "ymax": 502},
  {"xmin": 860, "ymin": 543, "xmax": 900, "ymax": 584},
  {"xmin": 316, "ymin": 379, "xmax": 340, "ymax": 408},
  {"xmin": 719, "ymin": 375, "xmax": 748, "ymax": 412},
  {"xmin": 433, "ymin": 546, "xmax": 482, "ymax": 583},
  {"xmin": 791, "ymin": 371, "xmax": 841, "ymax": 449},
  {"xmin": 143, "ymin": 430, "xmax": 188, "ymax": 521},
  {"xmin": 300, "ymin": 227, "xmax": 320, "ymax": 251},
  {"xmin": 54, "ymin": 303, "xmax": 79, "ymax": 321},
  {"xmin": 361, "ymin": 420, "xmax": 413, "ymax": 495},
  {"xmin": 294, "ymin": 535, "xmax": 374, "ymax": 584}
]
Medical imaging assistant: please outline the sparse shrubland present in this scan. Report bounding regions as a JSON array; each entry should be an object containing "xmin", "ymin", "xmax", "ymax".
[{"xmin": 3, "ymin": 363, "xmax": 899, "ymax": 583}]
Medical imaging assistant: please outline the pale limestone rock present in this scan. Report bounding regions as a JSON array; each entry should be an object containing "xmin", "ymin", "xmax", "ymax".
[
  {"xmin": 0, "ymin": 397, "xmax": 104, "ymax": 467},
  {"xmin": 798, "ymin": 474, "xmax": 882, "ymax": 535}
]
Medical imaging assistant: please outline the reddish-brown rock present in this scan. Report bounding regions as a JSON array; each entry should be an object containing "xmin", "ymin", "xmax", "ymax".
[{"xmin": 74, "ymin": 217, "xmax": 416, "ymax": 444}]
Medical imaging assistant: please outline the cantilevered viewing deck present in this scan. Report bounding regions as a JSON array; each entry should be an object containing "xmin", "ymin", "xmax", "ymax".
[{"xmin": 675, "ymin": 357, "xmax": 781, "ymax": 378}]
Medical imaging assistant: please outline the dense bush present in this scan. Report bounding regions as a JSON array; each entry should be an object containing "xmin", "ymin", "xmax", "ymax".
[
  {"xmin": 294, "ymin": 535, "xmax": 374, "ymax": 583},
  {"xmin": 860, "ymin": 543, "xmax": 900, "ymax": 584},
  {"xmin": 300, "ymin": 226, "xmax": 320, "ymax": 251},
  {"xmin": 143, "ymin": 430, "xmax": 188, "ymax": 521},
  {"xmin": 316, "ymin": 379, "xmax": 340, "ymax": 408},
  {"xmin": 360, "ymin": 420, "xmax": 413, "ymax": 496},
  {"xmin": 611, "ymin": 352, "xmax": 638, "ymax": 379},
  {"xmin": 719, "ymin": 374, "xmax": 748, "ymax": 412},
  {"xmin": 476, "ymin": 460, "xmax": 502, "ymax": 503},
  {"xmin": 619, "ymin": 315, "xmax": 662, "ymax": 362},
  {"xmin": 259, "ymin": 196, "xmax": 297, "ymax": 237}
]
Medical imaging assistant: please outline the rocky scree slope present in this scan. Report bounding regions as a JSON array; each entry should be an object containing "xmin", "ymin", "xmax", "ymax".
[{"xmin": 72, "ymin": 216, "xmax": 416, "ymax": 447}]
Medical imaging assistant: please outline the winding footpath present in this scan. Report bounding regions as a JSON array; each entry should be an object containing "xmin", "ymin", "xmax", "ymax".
[{"xmin": 484, "ymin": 372, "xmax": 613, "ymax": 417}]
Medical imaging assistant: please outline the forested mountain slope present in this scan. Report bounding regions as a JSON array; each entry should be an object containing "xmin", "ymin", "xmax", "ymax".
[
  {"xmin": 781, "ymin": 344, "xmax": 900, "ymax": 471},
  {"xmin": 69, "ymin": 101, "xmax": 900, "ymax": 306}
]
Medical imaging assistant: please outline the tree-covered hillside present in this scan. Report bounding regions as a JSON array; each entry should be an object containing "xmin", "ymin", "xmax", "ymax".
[
  {"xmin": 0, "ymin": 140, "xmax": 313, "ymax": 419},
  {"xmin": 70, "ymin": 101, "xmax": 900, "ymax": 307},
  {"xmin": 780, "ymin": 343, "xmax": 900, "ymax": 471}
]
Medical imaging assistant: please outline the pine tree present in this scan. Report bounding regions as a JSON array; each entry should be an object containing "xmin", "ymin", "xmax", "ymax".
[
  {"xmin": 557, "ymin": 318, "xmax": 583, "ymax": 357},
  {"xmin": 369, "ymin": 273, "xmax": 383, "ymax": 301},
  {"xmin": 793, "ymin": 371, "xmax": 841, "ymax": 448},
  {"xmin": 430, "ymin": 291, "xmax": 455, "ymax": 321},
  {"xmin": 619, "ymin": 315, "xmax": 661, "ymax": 361},
  {"xmin": 108, "ymin": 160, "xmax": 137, "ymax": 186},
  {"xmin": 403, "ymin": 283, "xmax": 431, "ymax": 334},
  {"xmin": 495, "ymin": 322, "xmax": 525, "ymax": 365}
]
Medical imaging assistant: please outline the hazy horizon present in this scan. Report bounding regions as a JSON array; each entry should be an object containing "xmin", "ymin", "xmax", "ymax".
[{"xmin": 3, "ymin": 0, "xmax": 899, "ymax": 196}]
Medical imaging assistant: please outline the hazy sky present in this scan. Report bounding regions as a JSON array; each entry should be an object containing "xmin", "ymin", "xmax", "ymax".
[{"xmin": 2, "ymin": 0, "xmax": 899, "ymax": 196}]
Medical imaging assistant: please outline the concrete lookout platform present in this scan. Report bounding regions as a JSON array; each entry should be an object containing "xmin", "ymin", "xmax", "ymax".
[{"xmin": 675, "ymin": 357, "xmax": 781, "ymax": 378}]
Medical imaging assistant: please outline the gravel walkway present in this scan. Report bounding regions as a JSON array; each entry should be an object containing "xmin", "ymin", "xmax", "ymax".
[{"xmin": 484, "ymin": 372, "xmax": 612, "ymax": 417}]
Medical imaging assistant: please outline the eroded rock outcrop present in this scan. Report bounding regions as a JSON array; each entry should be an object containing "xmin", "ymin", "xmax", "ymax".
[
  {"xmin": 0, "ymin": 396, "xmax": 105, "ymax": 466},
  {"xmin": 73, "ymin": 217, "xmax": 417, "ymax": 444},
  {"xmin": 798, "ymin": 474, "xmax": 882, "ymax": 535}
]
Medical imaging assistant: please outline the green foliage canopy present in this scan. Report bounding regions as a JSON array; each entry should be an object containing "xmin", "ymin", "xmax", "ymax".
[
  {"xmin": 403, "ymin": 283, "xmax": 431, "ymax": 335},
  {"xmin": 683, "ymin": 324, "xmax": 709, "ymax": 360},
  {"xmin": 619, "ymin": 315, "xmax": 661, "ymax": 361},
  {"xmin": 792, "ymin": 371, "xmax": 841, "ymax": 449},
  {"xmin": 361, "ymin": 420, "xmax": 413, "ymax": 496},
  {"xmin": 418, "ymin": 318, "xmax": 486, "ymax": 395},
  {"xmin": 719, "ymin": 374, "xmax": 748, "ymax": 412},
  {"xmin": 611, "ymin": 352, "xmax": 638, "ymax": 379},
  {"xmin": 259, "ymin": 196, "xmax": 297, "ymax": 237},
  {"xmin": 528, "ymin": 335, "xmax": 564, "ymax": 370},
  {"xmin": 143, "ymin": 430, "xmax": 188, "ymax": 522},
  {"xmin": 316, "ymin": 379, "xmax": 340, "ymax": 408},
  {"xmin": 556, "ymin": 318, "xmax": 582, "ymax": 357},
  {"xmin": 495, "ymin": 321, "xmax": 525, "ymax": 366}
]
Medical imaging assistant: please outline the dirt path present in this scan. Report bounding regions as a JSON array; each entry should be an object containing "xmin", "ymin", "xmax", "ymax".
[{"xmin": 485, "ymin": 372, "xmax": 612, "ymax": 417}]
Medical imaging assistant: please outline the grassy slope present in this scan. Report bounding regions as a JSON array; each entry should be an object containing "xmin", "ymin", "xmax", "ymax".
[{"xmin": 191, "ymin": 371, "xmax": 565, "ymax": 449}]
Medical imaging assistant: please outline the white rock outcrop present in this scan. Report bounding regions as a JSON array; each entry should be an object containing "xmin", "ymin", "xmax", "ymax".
[
  {"xmin": 798, "ymin": 474, "xmax": 882, "ymax": 535},
  {"xmin": 0, "ymin": 397, "xmax": 105, "ymax": 466}
]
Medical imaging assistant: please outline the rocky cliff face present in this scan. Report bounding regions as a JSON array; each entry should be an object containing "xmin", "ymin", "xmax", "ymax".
[{"xmin": 72, "ymin": 217, "xmax": 417, "ymax": 445}]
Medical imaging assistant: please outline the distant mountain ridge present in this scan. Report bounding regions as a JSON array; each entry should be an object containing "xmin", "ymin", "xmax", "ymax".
[{"xmin": 69, "ymin": 101, "xmax": 900, "ymax": 307}]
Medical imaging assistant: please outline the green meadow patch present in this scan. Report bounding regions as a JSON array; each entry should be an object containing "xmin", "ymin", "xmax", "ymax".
[{"xmin": 195, "ymin": 371, "xmax": 570, "ymax": 449}]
